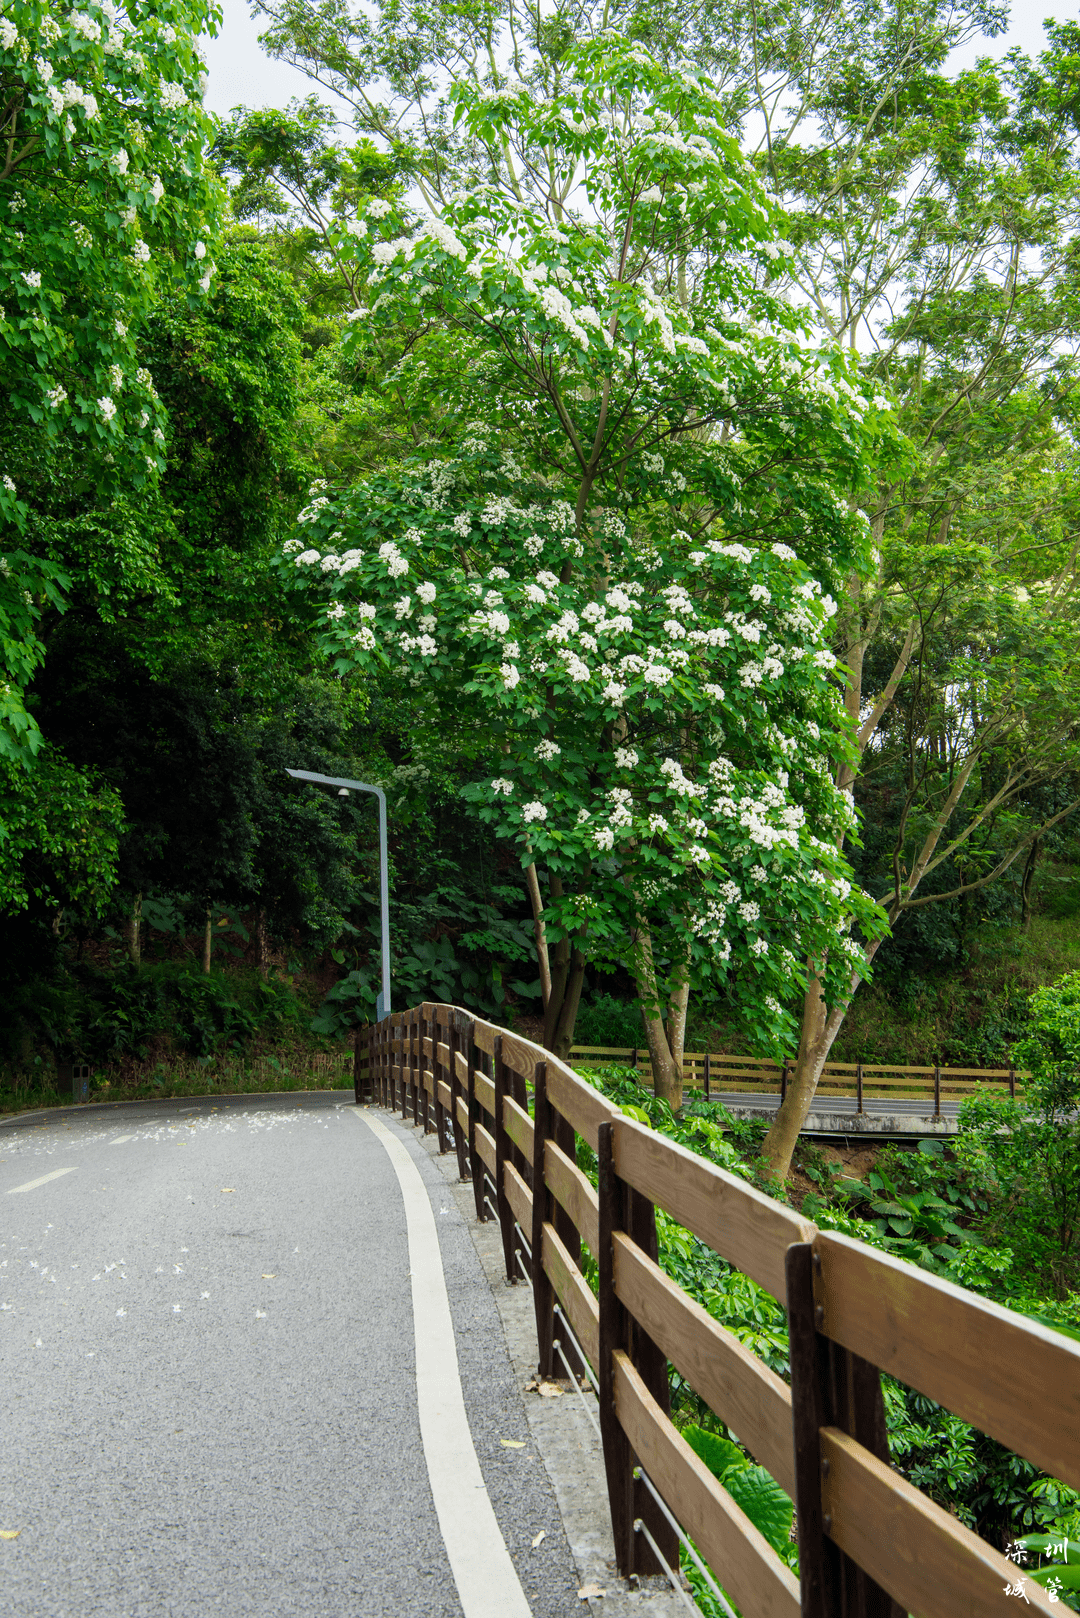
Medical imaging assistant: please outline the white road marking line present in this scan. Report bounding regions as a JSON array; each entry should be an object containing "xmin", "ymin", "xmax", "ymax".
[
  {"xmin": 353, "ymin": 1109, "xmax": 532, "ymax": 1618},
  {"xmin": 109, "ymin": 1135, "xmax": 135, "ymax": 1146},
  {"xmin": 6, "ymin": 1167, "xmax": 78, "ymax": 1196}
]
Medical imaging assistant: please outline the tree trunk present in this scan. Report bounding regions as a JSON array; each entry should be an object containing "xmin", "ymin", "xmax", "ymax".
[
  {"xmin": 666, "ymin": 954, "xmax": 690, "ymax": 1075},
  {"xmin": 256, "ymin": 909, "xmax": 269, "ymax": 981},
  {"xmin": 761, "ymin": 943, "xmax": 882, "ymax": 1181},
  {"xmin": 127, "ymin": 892, "xmax": 142, "ymax": 968},
  {"xmin": 632, "ymin": 921, "xmax": 685, "ymax": 1110},
  {"xmin": 202, "ymin": 906, "xmax": 212, "ymax": 975},
  {"xmin": 1021, "ymin": 838, "xmax": 1042, "ymax": 933},
  {"xmin": 541, "ymin": 874, "xmax": 589, "ymax": 1057},
  {"xmin": 524, "ymin": 861, "xmax": 552, "ymax": 1012},
  {"xmin": 550, "ymin": 947, "xmax": 586, "ymax": 1061}
]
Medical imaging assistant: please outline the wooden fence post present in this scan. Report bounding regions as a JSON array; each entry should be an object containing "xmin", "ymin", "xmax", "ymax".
[
  {"xmin": 933, "ymin": 1065, "xmax": 942, "ymax": 1119},
  {"xmin": 493, "ymin": 1035, "xmax": 519, "ymax": 1283},
  {"xmin": 411, "ymin": 1008, "xmax": 422, "ymax": 1127},
  {"xmin": 448, "ymin": 1016, "xmax": 468, "ymax": 1181},
  {"xmin": 419, "ymin": 1004, "xmax": 431, "ymax": 1136},
  {"xmin": 531, "ymin": 1060, "xmax": 557, "ymax": 1376},
  {"xmin": 460, "ymin": 1013, "xmax": 486, "ymax": 1224},
  {"xmin": 856, "ymin": 1062, "xmax": 864, "ymax": 1115},
  {"xmin": 598, "ymin": 1119, "xmax": 635, "ymax": 1574},
  {"xmin": 782, "ymin": 1059, "xmax": 790, "ymax": 1103},
  {"xmin": 786, "ymin": 1240, "xmax": 904, "ymax": 1618},
  {"xmin": 431, "ymin": 1005, "xmax": 449, "ymax": 1154},
  {"xmin": 597, "ymin": 1121, "xmax": 678, "ymax": 1579},
  {"xmin": 1009, "ymin": 1067, "xmax": 1016, "ymax": 1100},
  {"xmin": 704, "ymin": 1051, "xmax": 711, "ymax": 1099}
]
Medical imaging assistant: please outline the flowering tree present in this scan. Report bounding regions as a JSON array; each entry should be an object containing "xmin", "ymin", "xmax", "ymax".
[
  {"xmin": 0, "ymin": 0, "xmax": 223, "ymax": 763},
  {"xmin": 278, "ymin": 41, "xmax": 894, "ymax": 1091}
]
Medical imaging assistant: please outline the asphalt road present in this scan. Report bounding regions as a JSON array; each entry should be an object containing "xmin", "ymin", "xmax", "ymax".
[{"xmin": 0, "ymin": 1096, "xmax": 582, "ymax": 1617}]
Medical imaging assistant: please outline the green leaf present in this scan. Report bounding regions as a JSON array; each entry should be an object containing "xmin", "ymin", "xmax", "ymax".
[{"xmin": 682, "ymin": 1426, "xmax": 745, "ymax": 1481}]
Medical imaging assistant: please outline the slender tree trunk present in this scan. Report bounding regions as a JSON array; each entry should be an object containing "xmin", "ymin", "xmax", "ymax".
[
  {"xmin": 666, "ymin": 952, "xmax": 690, "ymax": 1075},
  {"xmin": 550, "ymin": 947, "xmax": 586, "ymax": 1061},
  {"xmin": 632, "ymin": 920, "xmax": 684, "ymax": 1109},
  {"xmin": 202, "ymin": 906, "xmax": 212, "ymax": 975},
  {"xmin": 1021, "ymin": 838, "xmax": 1042, "ymax": 933},
  {"xmin": 761, "ymin": 940, "xmax": 883, "ymax": 1180},
  {"xmin": 127, "ymin": 892, "xmax": 142, "ymax": 969},
  {"xmin": 761, "ymin": 576, "xmax": 917, "ymax": 1180},
  {"xmin": 256, "ymin": 909, "xmax": 269, "ymax": 982},
  {"xmin": 524, "ymin": 861, "xmax": 552, "ymax": 1012}
]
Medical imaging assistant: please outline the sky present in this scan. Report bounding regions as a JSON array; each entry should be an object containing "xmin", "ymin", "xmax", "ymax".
[{"xmin": 203, "ymin": 0, "xmax": 1061, "ymax": 124}]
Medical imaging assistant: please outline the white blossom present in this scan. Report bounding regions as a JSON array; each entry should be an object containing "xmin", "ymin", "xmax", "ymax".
[
  {"xmin": 491, "ymin": 778, "xmax": 514, "ymax": 796},
  {"xmin": 97, "ymin": 395, "xmax": 117, "ymax": 422},
  {"xmin": 614, "ymin": 747, "xmax": 639, "ymax": 768},
  {"xmin": 535, "ymin": 739, "xmax": 561, "ymax": 761},
  {"xmin": 522, "ymin": 800, "xmax": 548, "ymax": 824}
]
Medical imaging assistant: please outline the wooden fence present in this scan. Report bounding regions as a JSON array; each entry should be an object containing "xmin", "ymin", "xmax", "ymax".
[
  {"xmin": 570, "ymin": 1046, "xmax": 1024, "ymax": 1111},
  {"xmin": 355, "ymin": 1006, "xmax": 1075, "ymax": 1617}
]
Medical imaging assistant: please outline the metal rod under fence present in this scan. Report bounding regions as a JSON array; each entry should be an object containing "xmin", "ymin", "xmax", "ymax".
[
  {"xmin": 634, "ymin": 1467, "xmax": 738, "ymax": 1618},
  {"xmin": 554, "ymin": 1336, "xmax": 602, "ymax": 1442},
  {"xmin": 515, "ymin": 1249, "xmax": 533, "ymax": 1290},
  {"xmin": 554, "ymin": 1303, "xmax": 599, "ymax": 1394},
  {"xmin": 633, "ymin": 1519, "xmax": 699, "ymax": 1616}
]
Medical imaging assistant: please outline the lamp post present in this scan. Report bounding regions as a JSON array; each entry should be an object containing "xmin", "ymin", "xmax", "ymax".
[{"xmin": 285, "ymin": 769, "xmax": 391, "ymax": 1020}]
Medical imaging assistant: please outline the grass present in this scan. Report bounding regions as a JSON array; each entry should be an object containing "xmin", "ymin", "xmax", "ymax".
[{"xmin": 0, "ymin": 1041, "xmax": 357, "ymax": 1119}]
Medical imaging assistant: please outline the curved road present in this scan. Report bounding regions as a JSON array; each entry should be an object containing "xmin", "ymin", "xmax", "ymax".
[{"xmin": 0, "ymin": 1096, "xmax": 583, "ymax": 1617}]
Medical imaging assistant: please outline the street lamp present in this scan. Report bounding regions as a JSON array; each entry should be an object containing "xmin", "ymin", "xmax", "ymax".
[{"xmin": 285, "ymin": 769, "xmax": 391, "ymax": 1020}]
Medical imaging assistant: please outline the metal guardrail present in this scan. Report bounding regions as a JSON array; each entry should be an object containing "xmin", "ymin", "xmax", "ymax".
[{"xmin": 354, "ymin": 1006, "xmax": 1074, "ymax": 1617}]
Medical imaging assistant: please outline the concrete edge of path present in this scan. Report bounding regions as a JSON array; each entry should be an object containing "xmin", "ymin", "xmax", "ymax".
[
  {"xmin": 0, "ymin": 1089, "xmax": 352, "ymax": 1135},
  {"xmin": 353, "ymin": 1107, "xmax": 534, "ymax": 1618}
]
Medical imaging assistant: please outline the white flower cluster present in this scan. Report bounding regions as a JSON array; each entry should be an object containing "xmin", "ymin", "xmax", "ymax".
[
  {"xmin": 660, "ymin": 758, "xmax": 701, "ymax": 798},
  {"xmin": 377, "ymin": 540, "xmax": 409, "ymax": 578},
  {"xmin": 534, "ymin": 739, "xmax": 561, "ymax": 761}
]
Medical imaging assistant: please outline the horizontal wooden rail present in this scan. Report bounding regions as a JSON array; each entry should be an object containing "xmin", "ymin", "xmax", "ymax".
[
  {"xmin": 820, "ymin": 1427, "xmax": 1058, "ymax": 1616},
  {"xmin": 360, "ymin": 1005, "xmax": 1077, "ymax": 1618},
  {"xmin": 611, "ymin": 1115, "xmax": 814, "ymax": 1301},
  {"xmin": 814, "ymin": 1231, "xmax": 1080, "ymax": 1493},
  {"xmin": 612, "ymin": 1231, "xmax": 796, "ymax": 1497},
  {"xmin": 614, "ymin": 1352, "xmax": 801, "ymax": 1618}
]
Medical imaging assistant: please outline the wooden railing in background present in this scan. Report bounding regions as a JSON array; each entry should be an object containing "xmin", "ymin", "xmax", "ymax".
[
  {"xmin": 353, "ymin": 1007, "xmax": 1073, "ymax": 1617},
  {"xmin": 569, "ymin": 1045, "xmax": 1024, "ymax": 1111}
]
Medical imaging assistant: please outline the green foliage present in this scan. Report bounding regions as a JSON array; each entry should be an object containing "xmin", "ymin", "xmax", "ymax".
[
  {"xmin": 573, "ymin": 995, "xmax": 645, "ymax": 1048},
  {"xmin": 681, "ymin": 1424, "xmax": 796, "ymax": 1609},
  {"xmin": 1013, "ymin": 1536, "xmax": 1080, "ymax": 1612},
  {"xmin": 954, "ymin": 976, "xmax": 1080, "ymax": 1298},
  {"xmin": 0, "ymin": 744, "xmax": 123, "ymax": 915},
  {"xmin": 0, "ymin": 0, "xmax": 223, "ymax": 760},
  {"xmin": 804, "ymin": 1139, "xmax": 990, "ymax": 1274},
  {"xmin": 10, "ymin": 959, "xmax": 308, "ymax": 1068}
]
